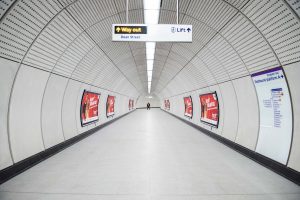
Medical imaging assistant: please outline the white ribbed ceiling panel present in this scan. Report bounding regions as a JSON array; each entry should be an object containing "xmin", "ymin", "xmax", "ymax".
[
  {"xmin": 23, "ymin": 10, "xmax": 85, "ymax": 74},
  {"xmin": 71, "ymin": 46, "xmax": 106, "ymax": 81},
  {"xmin": 0, "ymin": 0, "xmax": 14, "ymax": 19},
  {"xmin": 207, "ymin": 34, "xmax": 249, "ymax": 79},
  {"xmin": 53, "ymin": 32, "xmax": 94, "ymax": 77},
  {"xmin": 219, "ymin": 13, "xmax": 279, "ymax": 73},
  {"xmin": 286, "ymin": 0, "xmax": 300, "ymax": 17},
  {"xmin": 191, "ymin": 56, "xmax": 217, "ymax": 86},
  {"xmin": 241, "ymin": 0, "xmax": 300, "ymax": 65},
  {"xmin": 0, "ymin": 0, "xmax": 62, "ymax": 61},
  {"xmin": 67, "ymin": 0, "xmax": 117, "ymax": 29},
  {"xmin": 186, "ymin": 0, "xmax": 237, "ymax": 31},
  {"xmin": 198, "ymin": 46, "xmax": 231, "ymax": 83}
]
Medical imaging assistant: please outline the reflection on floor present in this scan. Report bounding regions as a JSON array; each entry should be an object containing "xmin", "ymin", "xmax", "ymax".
[{"xmin": 0, "ymin": 109, "xmax": 299, "ymax": 200}]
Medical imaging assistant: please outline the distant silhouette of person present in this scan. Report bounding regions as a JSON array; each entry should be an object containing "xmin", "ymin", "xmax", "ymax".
[{"xmin": 147, "ymin": 102, "xmax": 150, "ymax": 110}]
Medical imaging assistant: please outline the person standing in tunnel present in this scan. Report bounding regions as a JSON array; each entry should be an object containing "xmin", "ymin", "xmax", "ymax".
[{"xmin": 147, "ymin": 102, "xmax": 150, "ymax": 110}]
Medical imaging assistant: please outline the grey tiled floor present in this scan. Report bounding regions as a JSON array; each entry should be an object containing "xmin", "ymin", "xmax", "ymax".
[{"xmin": 0, "ymin": 109, "xmax": 299, "ymax": 200}]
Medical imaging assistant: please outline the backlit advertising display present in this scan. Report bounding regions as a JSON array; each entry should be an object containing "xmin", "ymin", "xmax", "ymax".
[
  {"xmin": 164, "ymin": 99, "xmax": 170, "ymax": 110},
  {"xmin": 128, "ymin": 99, "xmax": 134, "ymax": 110},
  {"xmin": 199, "ymin": 92, "xmax": 219, "ymax": 127},
  {"xmin": 106, "ymin": 95, "xmax": 115, "ymax": 117},
  {"xmin": 184, "ymin": 96, "xmax": 193, "ymax": 118},
  {"xmin": 80, "ymin": 90, "xmax": 100, "ymax": 126}
]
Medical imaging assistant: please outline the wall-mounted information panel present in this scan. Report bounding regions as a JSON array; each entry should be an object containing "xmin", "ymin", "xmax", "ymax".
[
  {"xmin": 199, "ymin": 92, "xmax": 219, "ymax": 127},
  {"xmin": 184, "ymin": 96, "xmax": 193, "ymax": 119},
  {"xmin": 252, "ymin": 67, "xmax": 292, "ymax": 164},
  {"xmin": 80, "ymin": 90, "xmax": 100, "ymax": 127},
  {"xmin": 112, "ymin": 24, "xmax": 192, "ymax": 42}
]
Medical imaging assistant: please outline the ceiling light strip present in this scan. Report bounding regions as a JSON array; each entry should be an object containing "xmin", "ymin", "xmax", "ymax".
[{"xmin": 144, "ymin": 0, "xmax": 161, "ymax": 93}]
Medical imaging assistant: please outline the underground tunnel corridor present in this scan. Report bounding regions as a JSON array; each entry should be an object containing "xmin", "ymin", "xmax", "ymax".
[{"xmin": 0, "ymin": 109, "xmax": 299, "ymax": 199}]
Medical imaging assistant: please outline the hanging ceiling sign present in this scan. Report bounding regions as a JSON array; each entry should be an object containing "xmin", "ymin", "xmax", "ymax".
[{"xmin": 112, "ymin": 24, "xmax": 192, "ymax": 42}]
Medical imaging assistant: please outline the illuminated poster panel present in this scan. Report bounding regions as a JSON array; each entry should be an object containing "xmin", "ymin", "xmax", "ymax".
[
  {"xmin": 184, "ymin": 96, "xmax": 193, "ymax": 118},
  {"xmin": 199, "ymin": 92, "xmax": 219, "ymax": 127},
  {"xmin": 252, "ymin": 67, "xmax": 292, "ymax": 164},
  {"xmin": 106, "ymin": 95, "xmax": 115, "ymax": 117},
  {"xmin": 80, "ymin": 90, "xmax": 100, "ymax": 126},
  {"xmin": 164, "ymin": 99, "xmax": 170, "ymax": 110}
]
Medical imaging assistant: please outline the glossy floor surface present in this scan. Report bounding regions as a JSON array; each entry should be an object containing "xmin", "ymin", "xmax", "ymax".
[{"xmin": 0, "ymin": 109, "xmax": 299, "ymax": 200}]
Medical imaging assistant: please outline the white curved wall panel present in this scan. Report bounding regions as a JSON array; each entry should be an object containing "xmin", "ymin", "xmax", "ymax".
[
  {"xmin": 9, "ymin": 65, "xmax": 48, "ymax": 162},
  {"xmin": 41, "ymin": 74, "xmax": 67, "ymax": 149},
  {"xmin": 218, "ymin": 82, "xmax": 239, "ymax": 141},
  {"xmin": 0, "ymin": 57, "xmax": 17, "ymax": 170},
  {"xmin": 61, "ymin": 79, "xmax": 81, "ymax": 140},
  {"xmin": 284, "ymin": 62, "xmax": 300, "ymax": 171},
  {"xmin": 232, "ymin": 76, "xmax": 259, "ymax": 150}
]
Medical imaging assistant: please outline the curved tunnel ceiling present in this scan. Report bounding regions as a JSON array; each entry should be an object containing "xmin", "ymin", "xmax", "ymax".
[{"xmin": 0, "ymin": 0, "xmax": 299, "ymax": 98}]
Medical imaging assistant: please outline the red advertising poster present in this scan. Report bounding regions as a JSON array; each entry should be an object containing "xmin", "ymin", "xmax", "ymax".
[
  {"xmin": 128, "ymin": 99, "xmax": 134, "ymax": 110},
  {"xmin": 80, "ymin": 90, "xmax": 100, "ymax": 126},
  {"xmin": 164, "ymin": 99, "xmax": 170, "ymax": 110},
  {"xmin": 200, "ymin": 92, "xmax": 219, "ymax": 127},
  {"xmin": 184, "ymin": 96, "xmax": 193, "ymax": 118},
  {"xmin": 106, "ymin": 95, "xmax": 115, "ymax": 117}
]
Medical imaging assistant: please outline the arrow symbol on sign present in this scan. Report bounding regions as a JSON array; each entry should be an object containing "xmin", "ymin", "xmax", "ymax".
[
  {"xmin": 116, "ymin": 27, "xmax": 121, "ymax": 32},
  {"xmin": 187, "ymin": 28, "xmax": 191, "ymax": 32}
]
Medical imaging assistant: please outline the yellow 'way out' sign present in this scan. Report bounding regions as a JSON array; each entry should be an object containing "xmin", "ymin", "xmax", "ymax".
[{"xmin": 114, "ymin": 26, "xmax": 147, "ymax": 34}]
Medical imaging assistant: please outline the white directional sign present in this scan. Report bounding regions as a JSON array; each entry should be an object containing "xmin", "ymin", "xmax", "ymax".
[{"xmin": 112, "ymin": 24, "xmax": 192, "ymax": 42}]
